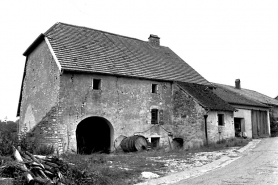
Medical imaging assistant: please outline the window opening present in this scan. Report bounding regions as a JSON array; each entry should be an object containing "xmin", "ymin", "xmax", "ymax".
[
  {"xmin": 151, "ymin": 109, "xmax": 158, "ymax": 124},
  {"xmin": 152, "ymin": 84, "xmax": 158, "ymax": 93},
  {"xmin": 218, "ymin": 114, "xmax": 224, "ymax": 126},
  {"xmin": 93, "ymin": 79, "xmax": 101, "ymax": 90},
  {"xmin": 151, "ymin": 137, "xmax": 160, "ymax": 148}
]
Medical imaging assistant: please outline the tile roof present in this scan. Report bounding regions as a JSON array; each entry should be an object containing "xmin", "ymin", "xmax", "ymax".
[
  {"xmin": 25, "ymin": 22, "xmax": 211, "ymax": 85},
  {"xmin": 177, "ymin": 82, "xmax": 235, "ymax": 112},
  {"xmin": 213, "ymin": 83, "xmax": 274, "ymax": 108}
]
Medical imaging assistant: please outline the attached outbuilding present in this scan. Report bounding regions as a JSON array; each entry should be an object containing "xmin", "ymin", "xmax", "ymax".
[{"xmin": 213, "ymin": 80, "xmax": 274, "ymax": 138}]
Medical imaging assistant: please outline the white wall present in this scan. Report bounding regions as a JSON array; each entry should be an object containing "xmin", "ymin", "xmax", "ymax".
[
  {"xmin": 234, "ymin": 109, "xmax": 252, "ymax": 138},
  {"xmin": 207, "ymin": 111, "xmax": 234, "ymax": 143}
]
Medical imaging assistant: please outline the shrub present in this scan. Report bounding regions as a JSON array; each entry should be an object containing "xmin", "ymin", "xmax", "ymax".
[{"xmin": 0, "ymin": 130, "xmax": 18, "ymax": 156}]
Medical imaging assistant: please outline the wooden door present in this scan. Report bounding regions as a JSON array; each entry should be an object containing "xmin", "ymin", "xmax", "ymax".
[{"xmin": 251, "ymin": 110, "xmax": 268, "ymax": 138}]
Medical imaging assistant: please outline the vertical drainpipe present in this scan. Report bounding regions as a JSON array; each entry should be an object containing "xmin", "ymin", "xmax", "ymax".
[{"xmin": 204, "ymin": 114, "xmax": 208, "ymax": 146}]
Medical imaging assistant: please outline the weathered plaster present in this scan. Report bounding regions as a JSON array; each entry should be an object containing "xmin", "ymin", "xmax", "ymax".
[
  {"xmin": 57, "ymin": 73, "xmax": 173, "ymax": 152},
  {"xmin": 172, "ymin": 85, "xmax": 234, "ymax": 149},
  {"xmin": 172, "ymin": 86, "xmax": 206, "ymax": 149},
  {"xmin": 206, "ymin": 111, "xmax": 234, "ymax": 143},
  {"xmin": 19, "ymin": 40, "xmax": 60, "ymax": 146}
]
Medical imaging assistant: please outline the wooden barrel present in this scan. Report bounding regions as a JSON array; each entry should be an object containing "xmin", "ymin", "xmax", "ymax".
[{"xmin": 120, "ymin": 135, "xmax": 148, "ymax": 152}]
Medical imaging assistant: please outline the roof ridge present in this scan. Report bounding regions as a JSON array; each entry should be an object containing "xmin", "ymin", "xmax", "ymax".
[
  {"xmin": 213, "ymin": 82, "xmax": 263, "ymax": 93},
  {"xmin": 44, "ymin": 22, "xmax": 60, "ymax": 35},
  {"xmin": 214, "ymin": 83, "xmax": 269, "ymax": 107},
  {"xmin": 54, "ymin": 22, "xmax": 153, "ymax": 44},
  {"xmin": 214, "ymin": 82, "xmax": 278, "ymax": 102}
]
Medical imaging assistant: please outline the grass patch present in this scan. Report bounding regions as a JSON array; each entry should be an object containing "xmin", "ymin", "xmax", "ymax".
[
  {"xmin": 187, "ymin": 137, "xmax": 251, "ymax": 153},
  {"xmin": 0, "ymin": 137, "xmax": 251, "ymax": 185}
]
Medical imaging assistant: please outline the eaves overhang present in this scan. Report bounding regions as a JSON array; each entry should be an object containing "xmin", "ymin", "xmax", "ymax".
[{"xmin": 229, "ymin": 102, "xmax": 271, "ymax": 109}]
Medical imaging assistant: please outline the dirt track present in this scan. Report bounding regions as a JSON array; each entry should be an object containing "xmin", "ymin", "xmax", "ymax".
[{"xmin": 174, "ymin": 137, "xmax": 278, "ymax": 185}]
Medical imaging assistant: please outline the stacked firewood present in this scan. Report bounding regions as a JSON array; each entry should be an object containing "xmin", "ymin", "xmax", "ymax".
[{"xmin": 11, "ymin": 146, "xmax": 66, "ymax": 185}]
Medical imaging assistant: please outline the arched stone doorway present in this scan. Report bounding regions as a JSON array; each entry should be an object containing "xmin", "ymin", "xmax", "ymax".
[{"xmin": 76, "ymin": 116, "xmax": 113, "ymax": 154}]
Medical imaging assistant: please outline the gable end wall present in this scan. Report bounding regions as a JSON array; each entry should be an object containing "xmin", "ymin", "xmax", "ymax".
[{"xmin": 19, "ymin": 40, "xmax": 60, "ymax": 145}]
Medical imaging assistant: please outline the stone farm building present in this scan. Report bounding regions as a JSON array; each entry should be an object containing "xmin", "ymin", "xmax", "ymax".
[{"xmin": 17, "ymin": 22, "xmax": 235, "ymax": 154}]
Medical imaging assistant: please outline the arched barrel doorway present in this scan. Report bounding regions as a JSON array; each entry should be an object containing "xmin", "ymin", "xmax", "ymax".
[{"xmin": 76, "ymin": 116, "xmax": 113, "ymax": 154}]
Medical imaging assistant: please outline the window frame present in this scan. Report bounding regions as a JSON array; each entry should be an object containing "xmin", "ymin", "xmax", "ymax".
[{"xmin": 151, "ymin": 109, "xmax": 159, "ymax": 124}]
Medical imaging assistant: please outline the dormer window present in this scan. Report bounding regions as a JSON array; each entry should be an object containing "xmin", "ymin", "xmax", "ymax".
[{"xmin": 92, "ymin": 79, "xmax": 101, "ymax": 90}]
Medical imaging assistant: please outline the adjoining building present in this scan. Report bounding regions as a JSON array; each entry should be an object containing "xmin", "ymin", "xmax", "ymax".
[{"xmin": 213, "ymin": 79, "xmax": 278, "ymax": 138}]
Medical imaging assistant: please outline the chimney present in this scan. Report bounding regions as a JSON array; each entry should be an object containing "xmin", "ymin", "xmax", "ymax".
[
  {"xmin": 148, "ymin": 34, "xmax": 160, "ymax": 47},
  {"xmin": 235, "ymin": 79, "xmax": 241, "ymax": 89}
]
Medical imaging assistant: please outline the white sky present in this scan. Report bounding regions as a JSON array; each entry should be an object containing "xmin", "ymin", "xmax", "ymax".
[{"xmin": 0, "ymin": 0, "xmax": 278, "ymax": 121}]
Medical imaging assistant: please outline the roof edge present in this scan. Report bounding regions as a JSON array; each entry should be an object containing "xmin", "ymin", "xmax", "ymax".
[
  {"xmin": 23, "ymin": 33, "xmax": 45, "ymax": 56},
  {"xmin": 177, "ymin": 82, "xmax": 235, "ymax": 112},
  {"xmin": 44, "ymin": 37, "xmax": 62, "ymax": 73},
  {"xmin": 175, "ymin": 82, "xmax": 208, "ymax": 110}
]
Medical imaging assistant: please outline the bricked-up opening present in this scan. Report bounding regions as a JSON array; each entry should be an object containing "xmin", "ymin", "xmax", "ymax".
[
  {"xmin": 76, "ymin": 117, "xmax": 113, "ymax": 154},
  {"xmin": 92, "ymin": 79, "xmax": 101, "ymax": 90}
]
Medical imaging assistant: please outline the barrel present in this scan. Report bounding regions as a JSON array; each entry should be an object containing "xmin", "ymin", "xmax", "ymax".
[{"xmin": 120, "ymin": 135, "xmax": 148, "ymax": 152}]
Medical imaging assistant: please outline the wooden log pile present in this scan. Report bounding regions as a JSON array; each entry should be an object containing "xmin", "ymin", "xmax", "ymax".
[{"xmin": 10, "ymin": 146, "xmax": 66, "ymax": 185}]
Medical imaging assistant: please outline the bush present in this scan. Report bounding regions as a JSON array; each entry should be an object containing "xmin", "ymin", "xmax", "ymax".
[{"xmin": 0, "ymin": 130, "xmax": 18, "ymax": 156}]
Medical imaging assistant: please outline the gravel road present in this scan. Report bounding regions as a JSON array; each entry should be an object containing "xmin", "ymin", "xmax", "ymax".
[{"xmin": 174, "ymin": 137, "xmax": 278, "ymax": 185}]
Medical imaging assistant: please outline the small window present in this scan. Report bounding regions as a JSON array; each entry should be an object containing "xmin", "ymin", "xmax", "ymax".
[
  {"xmin": 218, "ymin": 114, "xmax": 224, "ymax": 126},
  {"xmin": 151, "ymin": 137, "xmax": 160, "ymax": 148},
  {"xmin": 92, "ymin": 79, "xmax": 101, "ymax": 90},
  {"xmin": 152, "ymin": 84, "xmax": 158, "ymax": 93},
  {"xmin": 151, "ymin": 109, "xmax": 158, "ymax": 124}
]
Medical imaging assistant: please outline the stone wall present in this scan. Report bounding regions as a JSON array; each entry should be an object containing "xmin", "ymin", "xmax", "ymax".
[
  {"xmin": 172, "ymin": 85, "xmax": 235, "ymax": 148},
  {"xmin": 18, "ymin": 40, "xmax": 60, "ymax": 148},
  {"xmin": 18, "ymin": 41, "xmax": 236, "ymax": 153},
  {"xmin": 172, "ymin": 84, "xmax": 207, "ymax": 149},
  {"xmin": 57, "ymin": 73, "xmax": 173, "ymax": 152}
]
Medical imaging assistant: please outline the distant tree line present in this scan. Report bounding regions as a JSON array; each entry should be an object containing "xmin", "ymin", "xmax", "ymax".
[{"xmin": 0, "ymin": 119, "xmax": 18, "ymax": 133}]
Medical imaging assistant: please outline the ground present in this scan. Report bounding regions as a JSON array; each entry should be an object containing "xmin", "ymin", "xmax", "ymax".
[
  {"xmin": 0, "ymin": 138, "xmax": 255, "ymax": 185},
  {"xmin": 171, "ymin": 137, "xmax": 278, "ymax": 185}
]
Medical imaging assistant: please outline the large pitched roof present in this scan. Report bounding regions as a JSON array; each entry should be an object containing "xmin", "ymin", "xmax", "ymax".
[
  {"xmin": 177, "ymin": 82, "xmax": 235, "ymax": 112},
  {"xmin": 24, "ymin": 22, "xmax": 211, "ymax": 85},
  {"xmin": 213, "ymin": 83, "xmax": 276, "ymax": 108}
]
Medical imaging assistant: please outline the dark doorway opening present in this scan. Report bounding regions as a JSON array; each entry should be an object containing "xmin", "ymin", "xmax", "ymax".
[
  {"xmin": 234, "ymin": 118, "xmax": 242, "ymax": 137},
  {"xmin": 172, "ymin": 138, "xmax": 184, "ymax": 149},
  {"xmin": 76, "ymin": 117, "xmax": 113, "ymax": 154},
  {"xmin": 151, "ymin": 137, "xmax": 160, "ymax": 148}
]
